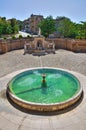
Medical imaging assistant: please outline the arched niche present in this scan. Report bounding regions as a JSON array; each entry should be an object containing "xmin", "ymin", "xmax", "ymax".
[{"xmin": 36, "ymin": 40, "xmax": 43, "ymax": 49}]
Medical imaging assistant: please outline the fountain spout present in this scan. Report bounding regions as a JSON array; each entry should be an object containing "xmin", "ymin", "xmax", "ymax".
[{"xmin": 42, "ymin": 73, "xmax": 46, "ymax": 83}]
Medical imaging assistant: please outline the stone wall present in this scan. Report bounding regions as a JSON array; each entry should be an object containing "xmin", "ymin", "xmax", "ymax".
[
  {"xmin": 0, "ymin": 38, "xmax": 31, "ymax": 54},
  {"xmin": 46, "ymin": 38, "xmax": 86, "ymax": 52},
  {"xmin": 0, "ymin": 38, "xmax": 86, "ymax": 54},
  {"xmin": 46, "ymin": 38, "xmax": 67, "ymax": 49}
]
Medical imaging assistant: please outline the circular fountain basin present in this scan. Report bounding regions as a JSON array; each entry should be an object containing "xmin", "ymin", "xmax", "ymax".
[{"xmin": 7, "ymin": 68, "xmax": 82, "ymax": 111}]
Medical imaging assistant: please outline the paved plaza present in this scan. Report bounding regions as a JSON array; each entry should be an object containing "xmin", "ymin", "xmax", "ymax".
[{"xmin": 0, "ymin": 49, "xmax": 86, "ymax": 130}]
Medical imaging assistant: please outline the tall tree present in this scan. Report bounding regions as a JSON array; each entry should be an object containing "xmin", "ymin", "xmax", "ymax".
[
  {"xmin": 80, "ymin": 21, "xmax": 86, "ymax": 39},
  {"xmin": 6, "ymin": 21, "xmax": 12, "ymax": 34},
  {"xmin": 57, "ymin": 17, "xmax": 75, "ymax": 38},
  {"xmin": 10, "ymin": 18, "xmax": 19, "ymax": 33},
  {"xmin": 39, "ymin": 16, "xmax": 56, "ymax": 37},
  {"xmin": 0, "ymin": 17, "xmax": 19, "ymax": 36}
]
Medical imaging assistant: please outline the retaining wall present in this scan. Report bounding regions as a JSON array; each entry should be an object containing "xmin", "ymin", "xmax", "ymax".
[
  {"xmin": 0, "ymin": 38, "xmax": 86, "ymax": 54},
  {"xmin": 46, "ymin": 38, "xmax": 86, "ymax": 52},
  {"xmin": 0, "ymin": 38, "xmax": 31, "ymax": 54}
]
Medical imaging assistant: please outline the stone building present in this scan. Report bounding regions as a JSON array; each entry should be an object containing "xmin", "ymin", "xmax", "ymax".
[
  {"xmin": 23, "ymin": 14, "xmax": 67, "ymax": 37},
  {"xmin": 23, "ymin": 14, "xmax": 43, "ymax": 34}
]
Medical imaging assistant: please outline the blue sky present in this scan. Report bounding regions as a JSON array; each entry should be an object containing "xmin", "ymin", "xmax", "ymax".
[{"xmin": 0, "ymin": 0, "xmax": 86, "ymax": 23}]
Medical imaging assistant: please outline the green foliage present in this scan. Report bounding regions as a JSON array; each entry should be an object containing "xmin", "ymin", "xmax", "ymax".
[
  {"xmin": 3, "ymin": 37, "xmax": 7, "ymax": 39},
  {"xmin": 0, "ymin": 17, "xmax": 19, "ymax": 36},
  {"xmin": 17, "ymin": 20, "xmax": 23, "ymax": 30},
  {"xmin": 10, "ymin": 18, "xmax": 19, "ymax": 33},
  {"xmin": 56, "ymin": 16, "xmax": 86, "ymax": 39},
  {"xmin": 19, "ymin": 35, "xmax": 22, "ymax": 39},
  {"xmin": 38, "ymin": 16, "xmax": 56, "ymax": 37},
  {"xmin": 0, "ymin": 15, "xmax": 86, "ymax": 39},
  {"xmin": 57, "ymin": 17, "xmax": 74, "ymax": 38},
  {"xmin": 12, "ymin": 35, "xmax": 16, "ymax": 39},
  {"xmin": 6, "ymin": 22, "xmax": 12, "ymax": 34}
]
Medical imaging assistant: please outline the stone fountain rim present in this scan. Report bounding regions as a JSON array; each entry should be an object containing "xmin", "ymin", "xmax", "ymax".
[{"xmin": 7, "ymin": 67, "xmax": 83, "ymax": 111}]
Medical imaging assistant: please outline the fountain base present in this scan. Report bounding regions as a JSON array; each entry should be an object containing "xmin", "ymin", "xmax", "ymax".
[
  {"xmin": 7, "ymin": 67, "xmax": 83, "ymax": 112},
  {"xmin": 42, "ymin": 73, "xmax": 46, "ymax": 83},
  {"xmin": 7, "ymin": 90, "xmax": 82, "ymax": 111}
]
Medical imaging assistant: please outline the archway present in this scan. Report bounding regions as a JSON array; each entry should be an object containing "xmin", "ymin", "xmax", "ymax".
[{"xmin": 37, "ymin": 40, "xmax": 43, "ymax": 50}]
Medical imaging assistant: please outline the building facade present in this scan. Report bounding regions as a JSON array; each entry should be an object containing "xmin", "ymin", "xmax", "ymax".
[{"xmin": 23, "ymin": 14, "xmax": 43, "ymax": 34}]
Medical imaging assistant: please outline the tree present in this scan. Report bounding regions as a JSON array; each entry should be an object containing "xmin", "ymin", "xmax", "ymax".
[
  {"xmin": 38, "ymin": 16, "xmax": 56, "ymax": 37},
  {"xmin": 0, "ymin": 17, "xmax": 19, "ymax": 36},
  {"xmin": 17, "ymin": 20, "xmax": 23, "ymax": 30},
  {"xmin": 80, "ymin": 21, "xmax": 86, "ymax": 39},
  {"xmin": 10, "ymin": 18, "xmax": 19, "ymax": 33},
  {"xmin": 5, "ymin": 22, "xmax": 12, "ymax": 34},
  {"xmin": 56, "ymin": 16, "xmax": 86, "ymax": 39},
  {"xmin": 57, "ymin": 17, "xmax": 75, "ymax": 38}
]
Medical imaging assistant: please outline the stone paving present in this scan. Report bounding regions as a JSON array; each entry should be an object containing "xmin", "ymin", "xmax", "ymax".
[{"xmin": 0, "ymin": 49, "xmax": 86, "ymax": 130}]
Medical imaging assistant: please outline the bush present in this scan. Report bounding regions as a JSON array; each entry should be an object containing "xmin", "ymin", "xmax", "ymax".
[
  {"xmin": 12, "ymin": 36, "xmax": 16, "ymax": 39},
  {"xmin": 27, "ymin": 35, "xmax": 30, "ymax": 38},
  {"xmin": 3, "ymin": 37, "xmax": 7, "ymax": 40},
  {"xmin": 19, "ymin": 35, "xmax": 22, "ymax": 39}
]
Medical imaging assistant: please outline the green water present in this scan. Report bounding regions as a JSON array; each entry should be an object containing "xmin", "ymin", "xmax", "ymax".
[{"xmin": 9, "ymin": 68, "xmax": 80, "ymax": 104}]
